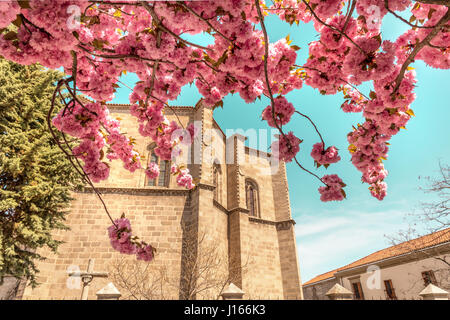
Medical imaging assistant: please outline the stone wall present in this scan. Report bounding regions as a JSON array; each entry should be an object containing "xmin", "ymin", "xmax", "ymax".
[
  {"xmin": 303, "ymin": 278, "xmax": 339, "ymax": 300},
  {"xmin": 243, "ymin": 218, "xmax": 284, "ymax": 299},
  {"xmin": 15, "ymin": 102, "xmax": 303, "ymax": 300},
  {"xmin": 22, "ymin": 190, "xmax": 191, "ymax": 300}
]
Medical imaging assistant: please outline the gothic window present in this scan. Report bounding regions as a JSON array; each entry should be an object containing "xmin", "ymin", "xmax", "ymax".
[
  {"xmin": 146, "ymin": 148, "xmax": 170, "ymax": 187},
  {"xmin": 213, "ymin": 163, "xmax": 222, "ymax": 203},
  {"xmin": 245, "ymin": 179, "xmax": 260, "ymax": 217}
]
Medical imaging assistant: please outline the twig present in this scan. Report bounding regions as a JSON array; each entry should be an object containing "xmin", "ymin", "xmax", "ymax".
[
  {"xmin": 341, "ymin": 0, "xmax": 356, "ymax": 35},
  {"xmin": 255, "ymin": 0, "xmax": 327, "ymax": 186},
  {"xmin": 140, "ymin": 1, "xmax": 211, "ymax": 51},
  {"xmin": 295, "ymin": 111, "xmax": 325, "ymax": 148},
  {"xmin": 385, "ymin": 0, "xmax": 436, "ymax": 29},
  {"xmin": 392, "ymin": 7, "xmax": 450, "ymax": 95},
  {"xmin": 48, "ymin": 79, "xmax": 117, "ymax": 227},
  {"xmin": 300, "ymin": 0, "xmax": 367, "ymax": 54},
  {"xmin": 177, "ymin": 1, "xmax": 239, "ymax": 49}
]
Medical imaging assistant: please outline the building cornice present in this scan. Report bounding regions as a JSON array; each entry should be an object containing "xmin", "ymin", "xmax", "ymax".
[
  {"xmin": 228, "ymin": 207, "xmax": 250, "ymax": 215},
  {"xmin": 196, "ymin": 183, "xmax": 216, "ymax": 191},
  {"xmin": 77, "ymin": 186, "xmax": 190, "ymax": 196},
  {"xmin": 302, "ymin": 277, "xmax": 337, "ymax": 288},
  {"xmin": 213, "ymin": 200, "xmax": 229, "ymax": 214},
  {"xmin": 276, "ymin": 219, "xmax": 296, "ymax": 231},
  {"xmin": 334, "ymin": 241, "xmax": 450, "ymax": 278}
]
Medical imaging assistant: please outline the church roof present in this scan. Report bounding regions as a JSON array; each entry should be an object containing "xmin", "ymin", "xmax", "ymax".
[{"xmin": 303, "ymin": 227, "xmax": 450, "ymax": 286}]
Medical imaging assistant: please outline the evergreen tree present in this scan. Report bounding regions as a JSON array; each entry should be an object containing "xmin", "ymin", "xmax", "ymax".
[{"xmin": 0, "ymin": 58, "xmax": 82, "ymax": 286}]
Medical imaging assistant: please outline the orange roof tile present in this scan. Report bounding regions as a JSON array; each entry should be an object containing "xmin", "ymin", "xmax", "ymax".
[
  {"xmin": 302, "ymin": 228, "xmax": 450, "ymax": 286},
  {"xmin": 303, "ymin": 268, "xmax": 341, "ymax": 286}
]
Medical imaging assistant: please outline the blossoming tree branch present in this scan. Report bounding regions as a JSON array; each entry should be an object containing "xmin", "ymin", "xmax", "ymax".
[{"xmin": 1, "ymin": 0, "xmax": 448, "ymax": 260}]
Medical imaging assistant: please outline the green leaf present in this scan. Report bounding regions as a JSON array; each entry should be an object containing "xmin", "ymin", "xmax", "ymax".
[
  {"xmin": 92, "ymin": 39, "xmax": 106, "ymax": 50},
  {"xmin": 11, "ymin": 15, "xmax": 22, "ymax": 28},
  {"xmin": 17, "ymin": 0, "xmax": 31, "ymax": 9},
  {"xmin": 3, "ymin": 31, "xmax": 18, "ymax": 41},
  {"xmin": 372, "ymin": 34, "xmax": 382, "ymax": 44}
]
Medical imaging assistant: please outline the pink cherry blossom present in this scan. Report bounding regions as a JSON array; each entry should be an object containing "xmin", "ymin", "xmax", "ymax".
[
  {"xmin": 136, "ymin": 244, "xmax": 155, "ymax": 262},
  {"xmin": 262, "ymin": 96, "xmax": 295, "ymax": 128},
  {"xmin": 318, "ymin": 174, "xmax": 346, "ymax": 202},
  {"xmin": 107, "ymin": 218, "xmax": 136, "ymax": 255},
  {"xmin": 311, "ymin": 143, "xmax": 341, "ymax": 166},
  {"xmin": 0, "ymin": 0, "xmax": 446, "ymax": 219},
  {"xmin": 271, "ymin": 132, "xmax": 302, "ymax": 163},
  {"xmin": 145, "ymin": 162, "xmax": 160, "ymax": 180}
]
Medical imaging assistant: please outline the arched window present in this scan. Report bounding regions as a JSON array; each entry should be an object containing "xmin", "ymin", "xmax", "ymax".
[
  {"xmin": 245, "ymin": 179, "xmax": 260, "ymax": 217},
  {"xmin": 146, "ymin": 146, "xmax": 170, "ymax": 187},
  {"xmin": 213, "ymin": 163, "xmax": 222, "ymax": 203}
]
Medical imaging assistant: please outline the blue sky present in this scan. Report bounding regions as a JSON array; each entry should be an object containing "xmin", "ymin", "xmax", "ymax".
[{"xmin": 111, "ymin": 13, "xmax": 450, "ymax": 282}]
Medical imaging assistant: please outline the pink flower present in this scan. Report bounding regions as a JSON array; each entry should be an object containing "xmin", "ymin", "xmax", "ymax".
[
  {"xmin": 145, "ymin": 162, "xmax": 160, "ymax": 180},
  {"xmin": 318, "ymin": 174, "xmax": 346, "ymax": 202},
  {"xmin": 262, "ymin": 96, "xmax": 295, "ymax": 128},
  {"xmin": 2, "ymin": 0, "xmax": 430, "ymax": 207},
  {"xmin": 176, "ymin": 169, "xmax": 195, "ymax": 190},
  {"xmin": 171, "ymin": 164, "xmax": 179, "ymax": 175},
  {"xmin": 271, "ymin": 132, "xmax": 302, "ymax": 163},
  {"xmin": 108, "ymin": 217, "xmax": 157, "ymax": 259},
  {"xmin": 311, "ymin": 143, "xmax": 341, "ymax": 166},
  {"xmin": 370, "ymin": 181, "xmax": 388, "ymax": 200},
  {"xmin": 107, "ymin": 218, "xmax": 136, "ymax": 255},
  {"xmin": 136, "ymin": 244, "xmax": 155, "ymax": 262}
]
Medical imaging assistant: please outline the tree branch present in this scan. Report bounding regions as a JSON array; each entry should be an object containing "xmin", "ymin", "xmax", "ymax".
[
  {"xmin": 255, "ymin": 0, "xmax": 327, "ymax": 186},
  {"xmin": 414, "ymin": 0, "xmax": 450, "ymax": 6},
  {"xmin": 392, "ymin": 7, "xmax": 450, "ymax": 95},
  {"xmin": 140, "ymin": 1, "xmax": 211, "ymax": 51}
]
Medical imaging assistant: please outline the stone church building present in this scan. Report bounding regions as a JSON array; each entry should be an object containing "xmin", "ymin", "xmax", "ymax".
[{"xmin": 12, "ymin": 100, "xmax": 302, "ymax": 300}]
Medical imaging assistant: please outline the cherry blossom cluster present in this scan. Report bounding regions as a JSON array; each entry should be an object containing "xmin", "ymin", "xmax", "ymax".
[
  {"xmin": 340, "ymin": 86, "xmax": 366, "ymax": 113},
  {"xmin": 145, "ymin": 162, "xmax": 160, "ymax": 180},
  {"xmin": 311, "ymin": 143, "xmax": 341, "ymax": 167},
  {"xmin": 273, "ymin": 0, "xmax": 449, "ymax": 199},
  {"xmin": 347, "ymin": 121, "xmax": 391, "ymax": 200},
  {"xmin": 271, "ymin": 132, "xmax": 302, "ymax": 163},
  {"xmin": 318, "ymin": 174, "xmax": 347, "ymax": 202},
  {"xmin": 0, "ymin": 1, "xmax": 20, "ymax": 29},
  {"xmin": 0, "ymin": 0, "xmax": 448, "ymax": 208},
  {"xmin": 261, "ymin": 96, "xmax": 295, "ymax": 128},
  {"xmin": 171, "ymin": 164, "xmax": 195, "ymax": 190},
  {"xmin": 108, "ymin": 217, "xmax": 155, "ymax": 262},
  {"xmin": 52, "ymin": 100, "xmax": 140, "ymax": 183}
]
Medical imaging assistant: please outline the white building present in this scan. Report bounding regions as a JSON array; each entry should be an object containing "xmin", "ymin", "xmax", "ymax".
[{"xmin": 303, "ymin": 228, "xmax": 450, "ymax": 300}]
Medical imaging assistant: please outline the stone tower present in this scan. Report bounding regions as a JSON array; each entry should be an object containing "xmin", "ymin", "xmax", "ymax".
[{"xmin": 19, "ymin": 101, "xmax": 303, "ymax": 300}]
